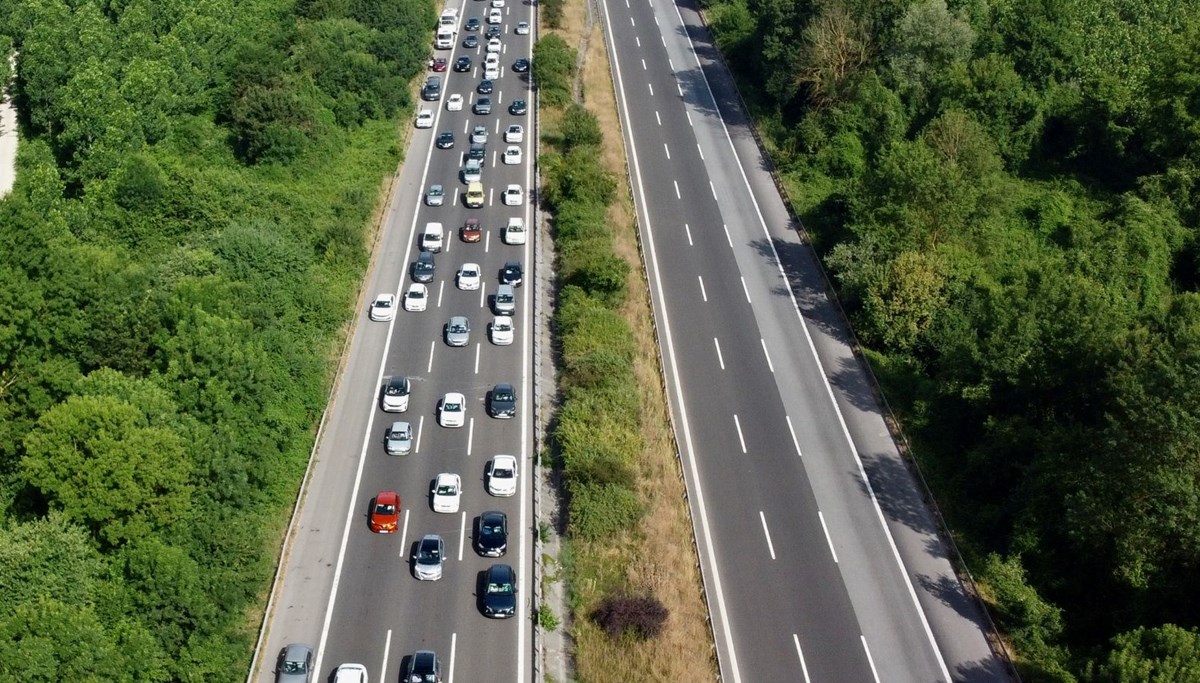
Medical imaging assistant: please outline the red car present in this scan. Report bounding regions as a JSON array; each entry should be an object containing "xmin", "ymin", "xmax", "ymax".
[
  {"xmin": 430, "ymin": 57, "xmax": 448, "ymax": 72},
  {"xmin": 461, "ymin": 218, "xmax": 482, "ymax": 243},
  {"xmin": 369, "ymin": 491, "xmax": 400, "ymax": 533}
]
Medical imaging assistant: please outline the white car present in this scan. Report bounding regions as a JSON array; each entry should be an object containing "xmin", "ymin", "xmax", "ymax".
[
  {"xmin": 404, "ymin": 283, "xmax": 428, "ymax": 311},
  {"xmin": 415, "ymin": 109, "xmax": 434, "ymax": 128},
  {"xmin": 504, "ymin": 124, "xmax": 523, "ymax": 143},
  {"xmin": 446, "ymin": 94, "xmax": 464, "ymax": 111},
  {"xmin": 486, "ymin": 455, "xmax": 518, "ymax": 497},
  {"xmin": 485, "ymin": 64, "xmax": 500, "ymax": 80},
  {"xmin": 490, "ymin": 315, "xmax": 514, "ymax": 345},
  {"xmin": 432, "ymin": 472, "xmax": 463, "ymax": 513},
  {"xmin": 515, "ymin": 21, "xmax": 530, "ymax": 35},
  {"xmin": 457, "ymin": 263, "xmax": 482, "ymax": 290},
  {"xmin": 369, "ymin": 293, "xmax": 396, "ymax": 321},
  {"xmin": 422, "ymin": 221, "xmax": 444, "ymax": 252},
  {"xmin": 503, "ymin": 145, "xmax": 522, "ymax": 165},
  {"xmin": 471, "ymin": 125, "xmax": 489, "ymax": 144},
  {"xmin": 502, "ymin": 184, "xmax": 523, "ymax": 206},
  {"xmin": 487, "ymin": 8, "xmax": 502, "ymax": 24},
  {"xmin": 439, "ymin": 392, "xmax": 466, "ymax": 428},
  {"xmin": 503, "ymin": 217, "xmax": 527, "ymax": 245},
  {"xmin": 332, "ymin": 663, "xmax": 369, "ymax": 683},
  {"xmin": 492, "ymin": 0, "xmax": 505, "ymax": 7},
  {"xmin": 487, "ymin": 38, "xmax": 502, "ymax": 53}
]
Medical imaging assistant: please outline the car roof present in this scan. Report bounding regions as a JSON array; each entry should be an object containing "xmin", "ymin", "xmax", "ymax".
[
  {"xmin": 482, "ymin": 509, "xmax": 506, "ymax": 522},
  {"xmin": 377, "ymin": 490, "xmax": 398, "ymax": 504},
  {"xmin": 497, "ymin": 283, "xmax": 515, "ymax": 294},
  {"xmin": 495, "ymin": 382, "xmax": 514, "ymax": 392},
  {"xmin": 390, "ymin": 420, "xmax": 410, "ymax": 432},
  {"xmin": 446, "ymin": 391, "xmax": 465, "ymax": 400},
  {"xmin": 486, "ymin": 563, "xmax": 515, "ymax": 580},
  {"xmin": 493, "ymin": 454, "xmax": 516, "ymax": 465}
]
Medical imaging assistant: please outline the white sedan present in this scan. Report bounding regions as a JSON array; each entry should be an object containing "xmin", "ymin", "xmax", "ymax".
[
  {"xmin": 404, "ymin": 283, "xmax": 428, "ymax": 311},
  {"xmin": 369, "ymin": 293, "xmax": 396, "ymax": 321},
  {"xmin": 432, "ymin": 472, "xmax": 463, "ymax": 513},
  {"xmin": 503, "ymin": 145, "xmax": 522, "ymax": 165},
  {"xmin": 492, "ymin": 0, "xmax": 505, "ymax": 7},
  {"xmin": 439, "ymin": 392, "xmax": 466, "ymax": 428},
  {"xmin": 415, "ymin": 109, "xmax": 434, "ymax": 129},
  {"xmin": 446, "ymin": 94, "xmax": 464, "ymax": 111},
  {"xmin": 486, "ymin": 455, "xmax": 518, "ymax": 497},
  {"xmin": 515, "ymin": 21, "xmax": 530, "ymax": 35},
  {"xmin": 457, "ymin": 263, "xmax": 482, "ymax": 290},
  {"xmin": 502, "ymin": 184, "xmax": 523, "ymax": 206},
  {"xmin": 487, "ymin": 38, "xmax": 502, "ymax": 53},
  {"xmin": 504, "ymin": 124, "xmax": 523, "ymax": 143},
  {"xmin": 490, "ymin": 315, "xmax": 514, "ymax": 345}
]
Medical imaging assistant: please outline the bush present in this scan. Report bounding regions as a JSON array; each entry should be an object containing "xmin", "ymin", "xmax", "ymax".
[
  {"xmin": 560, "ymin": 103, "xmax": 604, "ymax": 151},
  {"xmin": 533, "ymin": 34, "xmax": 575, "ymax": 107},
  {"xmin": 591, "ymin": 593, "xmax": 668, "ymax": 640},
  {"xmin": 541, "ymin": 0, "xmax": 566, "ymax": 29},
  {"xmin": 568, "ymin": 483, "xmax": 642, "ymax": 540}
]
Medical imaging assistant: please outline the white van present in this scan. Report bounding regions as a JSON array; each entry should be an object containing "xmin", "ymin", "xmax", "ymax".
[
  {"xmin": 435, "ymin": 26, "xmax": 455, "ymax": 49},
  {"xmin": 504, "ymin": 217, "xmax": 526, "ymax": 245},
  {"xmin": 422, "ymin": 222, "xmax": 445, "ymax": 252},
  {"xmin": 440, "ymin": 8, "xmax": 459, "ymax": 24}
]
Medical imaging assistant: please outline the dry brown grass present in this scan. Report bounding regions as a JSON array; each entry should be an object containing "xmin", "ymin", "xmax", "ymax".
[{"xmin": 547, "ymin": 7, "xmax": 719, "ymax": 683}]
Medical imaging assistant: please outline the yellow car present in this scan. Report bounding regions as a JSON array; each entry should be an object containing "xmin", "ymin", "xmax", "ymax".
[{"xmin": 465, "ymin": 182, "xmax": 485, "ymax": 208}]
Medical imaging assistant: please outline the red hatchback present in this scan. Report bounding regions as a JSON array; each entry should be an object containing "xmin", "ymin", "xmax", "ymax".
[
  {"xmin": 461, "ymin": 218, "xmax": 482, "ymax": 243},
  {"xmin": 369, "ymin": 491, "xmax": 400, "ymax": 533},
  {"xmin": 430, "ymin": 57, "xmax": 448, "ymax": 72}
]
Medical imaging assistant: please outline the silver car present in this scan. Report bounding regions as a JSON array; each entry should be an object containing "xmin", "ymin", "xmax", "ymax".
[
  {"xmin": 413, "ymin": 534, "xmax": 445, "ymax": 581},
  {"xmin": 276, "ymin": 643, "xmax": 313, "ymax": 683},
  {"xmin": 446, "ymin": 316, "xmax": 471, "ymax": 347},
  {"xmin": 493, "ymin": 284, "xmax": 515, "ymax": 315},
  {"xmin": 386, "ymin": 421, "xmax": 412, "ymax": 455},
  {"xmin": 426, "ymin": 183, "xmax": 445, "ymax": 206}
]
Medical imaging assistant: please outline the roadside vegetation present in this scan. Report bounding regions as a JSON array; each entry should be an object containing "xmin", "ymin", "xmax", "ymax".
[
  {"xmin": 537, "ymin": 5, "xmax": 719, "ymax": 680},
  {"xmin": 0, "ymin": 0, "xmax": 427, "ymax": 678},
  {"xmin": 701, "ymin": 0, "xmax": 1200, "ymax": 678}
]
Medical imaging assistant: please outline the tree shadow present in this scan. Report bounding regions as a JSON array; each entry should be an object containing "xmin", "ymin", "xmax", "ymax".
[{"xmin": 857, "ymin": 450, "xmax": 940, "ymax": 539}]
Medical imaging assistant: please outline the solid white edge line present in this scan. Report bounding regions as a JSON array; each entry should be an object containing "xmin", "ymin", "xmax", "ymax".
[
  {"xmin": 427, "ymin": 339, "xmax": 435, "ymax": 373},
  {"xmin": 819, "ymin": 511, "xmax": 838, "ymax": 564},
  {"xmin": 467, "ymin": 417, "xmax": 474, "ymax": 456},
  {"xmin": 668, "ymin": 0, "xmax": 952, "ymax": 676},
  {"xmin": 600, "ymin": 0, "xmax": 742, "ymax": 678},
  {"xmin": 740, "ymin": 276, "xmax": 751, "ymax": 303},
  {"xmin": 713, "ymin": 337, "xmax": 724, "ymax": 370},
  {"xmin": 785, "ymin": 415, "xmax": 802, "ymax": 458},
  {"xmin": 760, "ymin": 338, "xmax": 774, "ymax": 373},
  {"xmin": 793, "ymin": 634, "xmax": 812, "ymax": 683},
  {"xmin": 862, "ymin": 636, "xmax": 881, "ymax": 683},
  {"xmin": 723, "ymin": 223, "xmax": 732, "ymax": 247},
  {"xmin": 758, "ymin": 510, "xmax": 776, "ymax": 560},
  {"xmin": 474, "ymin": 341, "xmax": 481, "ymax": 374},
  {"xmin": 458, "ymin": 511, "xmax": 467, "ymax": 561},
  {"xmin": 381, "ymin": 629, "xmax": 393, "ymax": 683},
  {"xmin": 733, "ymin": 414, "xmax": 746, "ymax": 453}
]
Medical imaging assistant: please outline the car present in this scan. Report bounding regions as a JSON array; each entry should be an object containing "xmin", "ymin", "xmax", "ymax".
[
  {"xmin": 488, "ymin": 382, "xmax": 516, "ymax": 418},
  {"xmin": 508, "ymin": 98, "xmax": 527, "ymax": 115},
  {"xmin": 369, "ymin": 293, "xmax": 396, "ymax": 321},
  {"xmin": 411, "ymin": 251, "xmax": 436, "ymax": 283},
  {"xmin": 403, "ymin": 651, "xmax": 441, "ymax": 683},
  {"xmin": 404, "ymin": 283, "xmax": 428, "ymax": 312},
  {"xmin": 426, "ymin": 183, "xmax": 445, "ymax": 206},
  {"xmin": 413, "ymin": 534, "xmax": 445, "ymax": 581},
  {"xmin": 487, "ymin": 8, "xmax": 502, "ymax": 24},
  {"xmin": 476, "ymin": 510, "xmax": 508, "ymax": 556},
  {"xmin": 486, "ymin": 38, "xmax": 502, "ymax": 53},
  {"xmin": 487, "ymin": 24, "xmax": 502, "ymax": 39},
  {"xmin": 503, "ymin": 216, "xmax": 526, "ymax": 244},
  {"xmin": 502, "ymin": 184, "xmax": 523, "ymax": 206},
  {"xmin": 501, "ymin": 259, "xmax": 524, "ymax": 286},
  {"xmin": 445, "ymin": 316, "xmax": 471, "ymax": 347},
  {"xmin": 515, "ymin": 20, "xmax": 530, "ymax": 35},
  {"xmin": 332, "ymin": 663, "xmax": 368, "ymax": 683},
  {"xmin": 369, "ymin": 491, "xmax": 400, "ymax": 533},
  {"xmin": 471, "ymin": 125, "xmax": 489, "ymax": 144},
  {"xmin": 422, "ymin": 76, "xmax": 441, "ymax": 100},
  {"xmin": 464, "ymin": 182, "xmax": 485, "ymax": 208},
  {"xmin": 486, "ymin": 454, "xmax": 518, "ymax": 496},
  {"xmin": 431, "ymin": 472, "xmax": 462, "ymax": 513},
  {"xmin": 457, "ymin": 263, "xmax": 482, "ymax": 290},
  {"xmin": 436, "ymin": 131, "xmax": 455, "ymax": 149},
  {"xmin": 468, "ymin": 142, "xmax": 486, "ymax": 163},
  {"xmin": 465, "ymin": 16, "xmax": 481, "ymax": 31},
  {"xmin": 493, "ymin": 283, "xmax": 516, "ymax": 314},
  {"xmin": 473, "ymin": 97, "xmax": 492, "ymax": 115},
  {"xmin": 461, "ymin": 218, "xmax": 482, "ymax": 242},
  {"xmin": 463, "ymin": 33, "xmax": 479, "ymax": 48},
  {"xmin": 430, "ymin": 57, "xmax": 448, "ymax": 72},
  {"xmin": 415, "ymin": 109, "xmax": 434, "ymax": 128},
  {"xmin": 381, "ymin": 376, "xmax": 411, "ymax": 412},
  {"xmin": 503, "ymin": 145, "xmax": 521, "ymax": 165},
  {"xmin": 446, "ymin": 93, "xmax": 464, "ymax": 111},
  {"xmin": 439, "ymin": 392, "xmax": 466, "ymax": 428},
  {"xmin": 481, "ymin": 563, "xmax": 517, "ymax": 618},
  {"xmin": 276, "ymin": 643, "xmax": 314, "ymax": 683},
  {"xmin": 504, "ymin": 124, "xmax": 523, "ymax": 143},
  {"xmin": 484, "ymin": 64, "xmax": 501, "ymax": 80},
  {"xmin": 385, "ymin": 421, "xmax": 413, "ymax": 455},
  {"xmin": 462, "ymin": 158, "xmax": 483, "ymax": 184},
  {"xmin": 491, "ymin": 0, "xmax": 504, "ymax": 7},
  {"xmin": 490, "ymin": 315, "xmax": 514, "ymax": 345},
  {"xmin": 512, "ymin": 57, "xmax": 530, "ymax": 73},
  {"xmin": 421, "ymin": 222, "xmax": 444, "ymax": 252},
  {"xmin": 454, "ymin": 55, "xmax": 472, "ymax": 72},
  {"xmin": 477, "ymin": 78, "xmax": 494, "ymax": 95}
]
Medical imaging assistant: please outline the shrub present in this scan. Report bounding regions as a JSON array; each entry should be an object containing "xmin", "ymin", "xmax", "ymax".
[
  {"xmin": 560, "ymin": 103, "xmax": 603, "ymax": 151},
  {"xmin": 568, "ymin": 483, "xmax": 642, "ymax": 540},
  {"xmin": 541, "ymin": 0, "xmax": 566, "ymax": 29},
  {"xmin": 591, "ymin": 593, "xmax": 668, "ymax": 640},
  {"xmin": 533, "ymin": 34, "xmax": 575, "ymax": 107}
]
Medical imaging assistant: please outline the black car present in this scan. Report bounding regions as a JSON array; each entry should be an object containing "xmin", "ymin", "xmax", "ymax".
[
  {"xmin": 486, "ymin": 25, "xmax": 502, "ymax": 39},
  {"xmin": 463, "ymin": 33, "xmax": 479, "ymax": 48},
  {"xmin": 421, "ymin": 75, "xmax": 441, "ymax": 101},
  {"xmin": 436, "ymin": 131, "xmax": 455, "ymax": 149},
  {"xmin": 454, "ymin": 56, "xmax": 472, "ymax": 72},
  {"xmin": 508, "ymin": 99, "xmax": 527, "ymax": 116},
  {"xmin": 465, "ymin": 16, "xmax": 481, "ymax": 31},
  {"xmin": 468, "ymin": 143, "xmax": 486, "ymax": 164},
  {"xmin": 473, "ymin": 97, "xmax": 492, "ymax": 115},
  {"xmin": 501, "ymin": 260, "xmax": 523, "ymax": 287},
  {"xmin": 488, "ymin": 383, "xmax": 517, "ymax": 418},
  {"xmin": 411, "ymin": 251, "xmax": 436, "ymax": 283},
  {"xmin": 481, "ymin": 563, "xmax": 517, "ymax": 618},
  {"xmin": 404, "ymin": 650, "xmax": 442, "ymax": 682},
  {"xmin": 512, "ymin": 58, "xmax": 530, "ymax": 73},
  {"xmin": 476, "ymin": 511, "xmax": 508, "ymax": 557},
  {"xmin": 477, "ymin": 79, "xmax": 494, "ymax": 95}
]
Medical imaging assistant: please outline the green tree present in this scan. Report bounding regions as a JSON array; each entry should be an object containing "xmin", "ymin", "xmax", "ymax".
[{"xmin": 1089, "ymin": 624, "xmax": 1200, "ymax": 682}]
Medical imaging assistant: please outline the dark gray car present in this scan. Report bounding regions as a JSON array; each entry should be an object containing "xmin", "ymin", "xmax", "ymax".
[
  {"xmin": 488, "ymin": 382, "xmax": 516, "ymax": 418},
  {"xmin": 411, "ymin": 251, "xmax": 435, "ymax": 283},
  {"xmin": 481, "ymin": 563, "xmax": 517, "ymax": 618},
  {"xmin": 493, "ymin": 284, "xmax": 515, "ymax": 315},
  {"xmin": 276, "ymin": 643, "xmax": 313, "ymax": 683},
  {"xmin": 445, "ymin": 316, "xmax": 470, "ymax": 347},
  {"xmin": 404, "ymin": 650, "xmax": 442, "ymax": 682}
]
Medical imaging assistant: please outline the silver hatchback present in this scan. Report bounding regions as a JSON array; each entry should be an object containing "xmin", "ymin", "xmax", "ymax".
[
  {"xmin": 385, "ymin": 421, "xmax": 412, "ymax": 455},
  {"xmin": 413, "ymin": 534, "xmax": 445, "ymax": 580},
  {"xmin": 446, "ymin": 316, "xmax": 471, "ymax": 347}
]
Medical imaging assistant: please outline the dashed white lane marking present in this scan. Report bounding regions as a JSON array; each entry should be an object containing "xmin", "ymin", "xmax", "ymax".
[
  {"xmin": 759, "ymin": 511, "xmax": 776, "ymax": 560},
  {"xmin": 698, "ymin": 275, "xmax": 707, "ymax": 301},
  {"xmin": 785, "ymin": 415, "xmax": 802, "ymax": 457},
  {"xmin": 761, "ymin": 338, "xmax": 774, "ymax": 373},
  {"xmin": 714, "ymin": 338, "xmax": 725, "ymax": 370},
  {"xmin": 793, "ymin": 634, "xmax": 812, "ymax": 683},
  {"xmin": 734, "ymin": 414, "xmax": 746, "ymax": 453},
  {"xmin": 685, "ymin": 223, "xmax": 693, "ymax": 245},
  {"xmin": 740, "ymin": 276, "xmax": 751, "ymax": 303},
  {"xmin": 819, "ymin": 511, "xmax": 838, "ymax": 563}
]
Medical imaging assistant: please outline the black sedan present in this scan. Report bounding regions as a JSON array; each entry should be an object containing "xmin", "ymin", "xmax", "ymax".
[
  {"xmin": 463, "ymin": 34, "xmax": 479, "ymax": 49},
  {"xmin": 512, "ymin": 58, "xmax": 530, "ymax": 73},
  {"xmin": 454, "ymin": 55, "xmax": 472, "ymax": 72},
  {"xmin": 501, "ymin": 260, "xmax": 523, "ymax": 287},
  {"xmin": 476, "ymin": 510, "xmax": 508, "ymax": 557},
  {"xmin": 436, "ymin": 131, "xmax": 455, "ymax": 149},
  {"xmin": 508, "ymin": 99, "xmax": 527, "ymax": 116},
  {"xmin": 488, "ymin": 383, "xmax": 517, "ymax": 419},
  {"xmin": 477, "ymin": 79, "xmax": 494, "ymax": 95},
  {"xmin": 481, "ymin": 563, "xmax": 517, "ymax": 618}
]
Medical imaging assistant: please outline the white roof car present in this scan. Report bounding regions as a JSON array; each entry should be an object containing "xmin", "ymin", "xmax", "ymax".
[
  {"xmin": 515, "ymin": 20, "xmax": 530, "ymax": 35},
  {"xmin": 462, "ymin": 158, "xmax": 482, "ymax": 184},
  {"xmin": 471, "ymin": 125, "xmax": 489, "ymax": 144},
  {"xmin": 487, "ymin": 8, "xmax": 502, "ymax": 23},
  {"xmin": 446, "ymin": 93, "xmax": 464, "ymax": 111},
  {"xmin": 332, "ymin": 663, "xmax": 369, "ymax": 683},
  {"xmin": 404, "ymin": 283, "xmax": 428, "ymax": 311},
  {"xmin": 490, "ymin": 315, "xmax": 514, "ymax": 345},
  {"xmin": 432, "ymin": 472, "xmax": 463, "ymax": 513},
  {"xmin": 486, "ymin": 455, "xmax": 518, "ymax": 497},
  {"xmin": 439, "ymin": 392, "xmax": 466, "ymax": 428},
  {"xmin": 503, "ymin": 217, "xmax": 526, "ymax": 245},
  {"xmin": 415, "ymin": 109, "xmax": 434, "ymax": 128},
  {"xmin": 421, "ymin": 222, "xmax": 444, "ymax": 252},
  {"xmin": 503, "ymin": 145, "xmax": 521, "ymax": 165},
  {"xmin": 504, "ymin": 124, "xmax": 523, "ymax": 143},
  {"xmin": 484, "ymin": 52, "xmax": 500, "ymax": 66},
  {"xmin": 492, "ymin": 0, "xmax": 505, "ymax": 7},
  {"xmin": 381, "ymin": 376, "xmax": 410, "ymax": 412},
  {"xmin": 502, "ymin": 184, "xmax": 523, "ymax": 206},
  {"xmin": 457, "ymin": 263, "xmax": 482, "ymax": 290},
  {"xmin": 487, "ymin": 38, "xmax": 502, "ymax": 53},
  {"xmin": 484, "ymin": 64, "xmax": 500, "ymax": 80},
  {"xmin": 426, "ymin": 183, "xmax": 445, "ymax": 206},
  {"xmin": 369, "ymin": 293, "xmax": 396, "ymax": 321},
  {"xmin": 385, "ymin": 421, "xmax": 413, "ymax": 455}
]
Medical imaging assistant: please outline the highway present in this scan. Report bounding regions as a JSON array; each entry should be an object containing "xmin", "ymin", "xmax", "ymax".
[
  {"xmin": 597, "ymin": 0, "xmax": 1012, "ymax": 681},
  {"xmin": 253, "ymin": 1, "xmax": 536, "ymax": 680}
]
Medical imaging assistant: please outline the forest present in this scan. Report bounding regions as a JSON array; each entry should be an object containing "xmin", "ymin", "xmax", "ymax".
[
  {"xmin": 701, "ymin": 0, "xmax": 1200, "ymax": 679},
  {"xmin": 0, "ymin": 0, "xmax": 430, "ymax": 679}
]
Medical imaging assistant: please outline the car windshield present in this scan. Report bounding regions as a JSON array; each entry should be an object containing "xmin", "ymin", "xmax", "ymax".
[
  {"xmin": 409, "ymin": 290, "xmax": 424, "ymax": 299},
  {"xmin": 375, "ymin": 503, "xmax": 395, "ymax": 514},
  {"xmin": 450, "ymin": 323, "xmax": 466, "ymax": 333},
  {"xmin": 446, "ymin": 401, "xmax": 461, "ymax": 411},
  {"xmin": 376, "ymin": 298, "xmax": 392, "ymax": 307},
  {"xmin": 419, "ymin": 543, "xmax": 440, "ymax": 560},
  {"xmin": 437, "ymin": 483, "xmax": 457, "ymax": 495},
  {"xmin": 482, "ymin": 523, "xmax": 501, "ymax": 535},
  {"xmin": 496, "ymin": 321, "xmax": 511, "ymax": 330},
  {"xmin": 496, "ymin": 390, "xmax": 513, "ymax": 402},
  {"xmin": 488, "ymin": 581, "xmax": 513, "ymax": 595},
  {"xmin": 386, "ymin": 381, "xmax": 407, "ymax": 395},
  {"xmin": 429, "ymin": 186, "xmax": 443, "ymax": 195},
  {"xmin": 498, "ymin": 293, "xmax": 513, "ymax": 303},
  {"xmin": 494, "ymin": 465, "xmax": 513, "ymax": 477}
]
